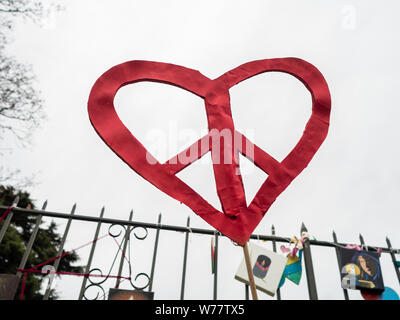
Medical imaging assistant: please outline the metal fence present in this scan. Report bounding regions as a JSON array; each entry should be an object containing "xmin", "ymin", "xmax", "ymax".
[{"xmin": 0, "ymin": 198, "xmax": 399, "ymax": 300}]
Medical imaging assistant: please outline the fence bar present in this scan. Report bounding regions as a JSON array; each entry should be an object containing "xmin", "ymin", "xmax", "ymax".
[
  {"xmin": 1, "ymin": 205, "xmax": 399, "ymax": 254},
  {"xmin": 213, "ymin": 232, "xmax": 219, "ymax": 300},
  {"xmin": 180, "ymin": 217, "xmax": 190, "ymax": 300},
  {"xmin": 149, "ymin": 213, "xmax": 162, "ymax": 292},
  {"xmin": 43, "ymin": 203, "xmax": 76, "ymax": 300},
  {"xmin": 301, "ymin": 223, "xmax": 318, "ymax": 300},
  {"xmin": 16, "ymin": 200, "xmax": 48, "ymax": 279},
  {"xmin": 332, "ymin": 231, "xmax": 349, "ymax": 300},
  {"xmin": 115, "ymin": 210, "xmax": 133, "ymax": 289},
  {"xmin": 386, "ymin": 237, "xmax": 400, "ymax": 286},
  {"xmin": 78, "ymin": 206, "xmax": 105, "ymax": 300},
  {"xmin": 245, "ymin": 285, "xmax": 249, "ymax": 300},
  {"xmin": 359, "ymin": 234, "xmax": 365, "ymax": 248},
  {"xmin": 271, "ymin": 224, "xmax": 281, "ymax": 300},
  {"xmin": 0, "ymin": 196, "xmax": 19, "ymax": 245}
]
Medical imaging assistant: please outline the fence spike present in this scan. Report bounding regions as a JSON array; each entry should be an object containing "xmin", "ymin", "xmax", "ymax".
[
  {"xmin": 271, "ymin": 224, "xmax": 281, "ymax": 300},
  {"xmin": 78, "ymin": 206, "xmax": 105, "ymax": 300},
  {"xmin": 149, "ymin": 213, "xmax": 162, "ymax": 292},
  {"xmin": 359, "ymin": 234, "xmax": 365, "ymax": 245},
  {"xmin": 180, "ymin": 216, "xmax": 190, "ymax": 300},
  {"xmin": 386, "ymin": 236, "xmax": 400, "ymax": 285},
  {"xmin": 115, "ymin": 209, "xmax": 133, "ymax": 288},
  {"xmin": 43, "ymin": 201, "xmax": 76, "ymax": 300},
  {"xmin": 332, "ymin": 230, "xmax": 349, "ymax": 300},
  {"xmin": 12, "ymin": 196, "xmax": 20, "ymax": 207},
  {"xmin": 0, "ymin": 196, "xmax": 20, "ymax": 245},
  {"xmin": 300, "ymin": 222, "xmax": 318, "ymax": 299}
]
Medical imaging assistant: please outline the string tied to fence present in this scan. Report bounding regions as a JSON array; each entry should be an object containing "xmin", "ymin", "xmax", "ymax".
[
  {"xmin": 0, "ymin": 206, "xmax": 14, "ymax": 224},
  {"xmin": 16, "ymin": 231, "xmax": 133, "ymax": 300}
]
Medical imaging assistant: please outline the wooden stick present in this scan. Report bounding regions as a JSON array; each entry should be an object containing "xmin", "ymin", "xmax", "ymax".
[{"xmin": 243, "ymin": 242, "xmax": 258, "ymax": 300}]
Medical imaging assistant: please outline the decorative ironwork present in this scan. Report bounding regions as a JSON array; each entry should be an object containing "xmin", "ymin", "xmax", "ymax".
[
  {"xmin": 82, "ymin": 223, "xmax": 150, "ymax": 300},
  {"xmin": 0, "ymin": 204, "xmax": 399, "ymax": 300}
]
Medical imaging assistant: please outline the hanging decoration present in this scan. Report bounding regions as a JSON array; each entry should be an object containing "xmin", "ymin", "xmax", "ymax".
[
  {"xmin": 279, "ymin": 250, "xmax": 303, "ymax": 288},
  {"xmin": 361, "ymin": 286, "xmax": 399, "ymax": 301},
  {"xmin": 278, "ymin": 236, "xmax": 304, "ymax": 288},
  {"xmin": 234, "ymin": 242, "xmax": 287, "ymax": 296},
  {"xmin": 339, "ymin": 247, "xmax": 384, "ymax": 292}
]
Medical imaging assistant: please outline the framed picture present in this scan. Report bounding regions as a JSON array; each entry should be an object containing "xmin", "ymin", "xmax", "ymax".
[
  {"xmin": 234, "ymin": 243, "xmax": 287, "ymax": 296},
  {"xmin": 339, "ymin": 248, "xmax": 384, "ymax": 292},
  {"xmin": 108, "ymin": 288, "xmax": 154, "ymax": 300}
]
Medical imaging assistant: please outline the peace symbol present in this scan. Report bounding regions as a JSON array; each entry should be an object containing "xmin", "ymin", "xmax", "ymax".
[{"xmin": 88, "ymin": 58, "xmax": 331, "ymax": 246}]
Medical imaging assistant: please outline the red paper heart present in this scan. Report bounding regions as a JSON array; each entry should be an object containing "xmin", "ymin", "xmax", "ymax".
[{"xmin": 88, "ymin": 58, "xmax": 331, "ymax": 246}]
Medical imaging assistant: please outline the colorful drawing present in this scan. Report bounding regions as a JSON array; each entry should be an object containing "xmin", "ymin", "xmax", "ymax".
[
  {"xmin": 253, "ymin": 255, "xmax": 271, "ymax": 279},
  {"xmin": 235, "ymin": 243, "xmax": 287, "ymax": 296},
  {"xmin": 339, "ymin": 248, "xmax": 384, "ymax": 292}
]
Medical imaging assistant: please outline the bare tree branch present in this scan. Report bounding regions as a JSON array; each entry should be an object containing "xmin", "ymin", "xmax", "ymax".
[
  {"xmin": 0, "ymin": 0, "xmax": 62, "ymax": 187},
  {"xmin": 0, "ymin": 165, "xmax": 36, "ymax": 189},
  {"xmin": 0, "ymin": 52, "xmax": 45, "ymax": 144}
]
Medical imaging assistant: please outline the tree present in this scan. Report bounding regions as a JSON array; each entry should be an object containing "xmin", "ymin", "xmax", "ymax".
[
  {"xmin": 0, "ymin": 51, "xmax": 44, "ymax": 145},
  {"xmin": 0, "ymin": 185, "xmax": 83, "ymax": 300},
  {"xmin": 0, "ymin": 1, "xmax": 62, "ymax": 186},
  {"xmin": 0, "ymin": 0, "xmax": 61, "ymax": 144}
]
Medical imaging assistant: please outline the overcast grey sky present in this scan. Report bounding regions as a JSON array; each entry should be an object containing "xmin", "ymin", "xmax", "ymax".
[{"xmin": 2, "ymin": 0, "xmax": 400, "ymax": 300}]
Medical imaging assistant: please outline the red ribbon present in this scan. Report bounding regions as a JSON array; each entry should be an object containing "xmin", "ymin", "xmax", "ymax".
[{"xmin": 0, "ymin": 206, "xmax": 13, "ymax": 223}]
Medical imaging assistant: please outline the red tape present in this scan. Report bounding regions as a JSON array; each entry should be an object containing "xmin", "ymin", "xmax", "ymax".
[{"xmin": 88, "ymin": 58, "xmax": 331, "ymax": 245}]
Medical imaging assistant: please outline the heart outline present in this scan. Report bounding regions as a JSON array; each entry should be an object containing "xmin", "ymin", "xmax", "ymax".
[{"xmin": 88, "ymin": 58, "xmax": 331, "ymax": 246}]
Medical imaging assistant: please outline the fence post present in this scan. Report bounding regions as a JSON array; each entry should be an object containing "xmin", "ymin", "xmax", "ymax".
[
  {"xmin": 271, "ymin": 224, "xmax": 282, "ymax": 300},
  {"xmin": 0, "ymin": 196, "xmax": 19, "ymax": 245},
  {"xmin": 115, "ymin": 210, "xmax": 133, "ymax": 289},
  {"xmin": 180, "ymin": 217, "xmax": 190, "ymax": 300},
  {"xmin": 386, "ymin": 236, "xmax": 400, "ymax": 286},
  {"xmin": 332, "ymin": 230, "xmax": 349, "ymax": 300},
  {"xmin": 149, "ymin": 213, "xmax": 162, "ymax": 292},
  {"xmin": 213, "ymin": 231, "xmax": 219, "ymax": 300},
  {"xmin": 11, "ymin": 200, "xmax": 48, "ymax": 299},
  {"xmin": 78, "ymin": 206, "xmax": 105, "ymax": 300},
  {"xmin": 43, "ymin": 203, "xmax": 76, "ymax": 300},
  {"xmin": 301, "ymin": 223, "xmax": 318, "ymax": 300},
  {"xmin": 16, "ymin": 201, "xmax": 48, "ymax": 276}
]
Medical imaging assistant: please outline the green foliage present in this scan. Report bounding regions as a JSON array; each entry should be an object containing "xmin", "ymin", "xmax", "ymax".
[{"xmin": 0, "ymin": 185, "xmax": 83, "ymax": 299}]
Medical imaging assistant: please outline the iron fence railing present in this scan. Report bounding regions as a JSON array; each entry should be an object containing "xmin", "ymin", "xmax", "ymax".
[{"xmin": 1, "ymin": 200, "xmax": 399, "ymax": 300}]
